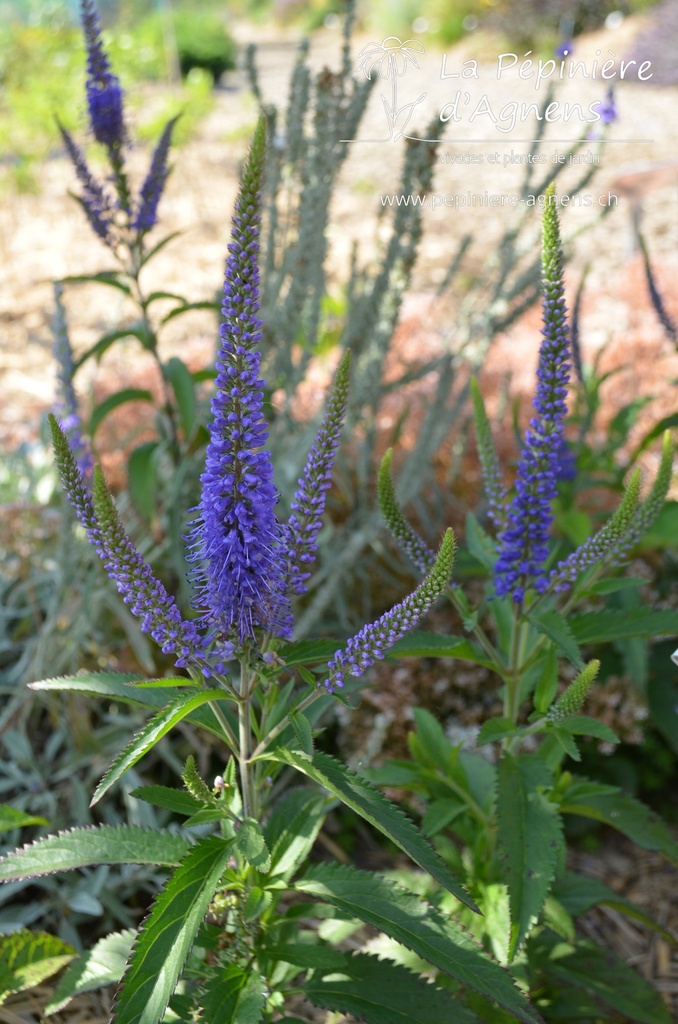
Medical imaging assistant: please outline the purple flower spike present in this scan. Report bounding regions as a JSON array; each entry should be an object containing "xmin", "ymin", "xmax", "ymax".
[
  {"xmin": 188, "ymin": 119, "xmax": 294, "ymax": 648},
  {"xmin": 81, "ymin": 0, "xmax": 126, "ymax": 149},
  {"xmin": 494, "ymin": 186, "xmax": 571, "ymax": 602},
  {"xmin": 134, "ymin": 116, "xmax": 179, "ymax": 233},
  {"xmin": 324, "ymin": 529, "xmax": 455, "ymax": 691},
  {"xmin": 92, "ymin": 469, "xmax": 203, "ymax": 668},
  {"xmin": 283, "ymin": 351, "xmax": 351, "ymax": 595},
  {"xmin": 53, "ymin": 284, "xmax": 94, "ymax": 480},
  {"xmin": 57, "ymin": 122, "xmax": 113, "ymax": 244}
]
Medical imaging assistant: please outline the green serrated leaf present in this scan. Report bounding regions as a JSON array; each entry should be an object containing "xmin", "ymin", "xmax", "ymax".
[
  {"xmin": 290, "ymin": 712, "xmax": 314, "ymax": 756},
  {"xmin": 569, "ymin": 608, "xmax": 678, "ymax": 644},
  {"xmin": 113, "ymin": 836, "xmax": 234, "ymax": 1024},
  {"xmin": 550, "ymin": 726, "xmax": 581, "ymax": 761},
  {"xmin": 559, "ymin": 778, "xmax": 678, "ymax": 863},
  {"xmin": 164, "ymin": 357, "xmax": 196, "ymax": 436},
  {"xmin": 30, "ymin": 672, "xmax": 234, "ymax": 741},
  {"xmin": 0, "ymin": 826, "xmax": 191, "ymax": 882},
  {"xmin": 130, "ymin": 786, "xmax": 203, "ymax": 817},
  {"xmin": 305, "ymin": 951, "xmax": 478, "ymax": 1024},
  {"xmin": 91, "ymin": 690, "xmax": 231, "ymax": 806},
  {"xmin": 0, "ymin": 804, "xmax": 48, "ymax": 833},
  {"xmin": 233, "ymin": 819, "xmax": 271, "ymax": 872},
  {"xmin": 45, "ymin": 929, "xmax": 135, "ymax": 1014},
  {"xmin": 0, "ymin": 931, "xmax": 76, "ymax": 1005},
  {"xmin": 555, "ymin": 715, "xmax": 618, "ymax": 744},
  {"xmin": 201, "ymin": 965, "xmax": 265, "ymax": 1024},
  {"xmin": 294, "ymin": 864, "xmax": 540, "ymax": 1024},
  {"xmin": 528, "ymin": 609, "xmax": 584, "ymax": 670},
  {"xmin": 496, "ymin": 754, "xmax": 564, "ymax": 959},
  {"xmin": 271, "ymin": 748, "xmax": 477, "ymax": 912}
]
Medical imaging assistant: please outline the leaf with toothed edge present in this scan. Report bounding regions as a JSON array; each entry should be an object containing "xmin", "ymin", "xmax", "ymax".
[
  {"xmin": 268, "ymin": 748, "xmax": 477, "ymax": 912},
  {"xmin": 90, "ymin": 689, "xmax": 230, "ymax": 806},
  {"xmin": 304, "ymin": 951, "xmax": 479, "ymax": 1024},
  {"xmin": 0, "ymin": 826, "xmax": 191, "ymax": 882},
  {"xmin": 113, "ymin": 836, "xmax": 234, "ymax": 1024},
  {"xmin": 496, "ymin": 754, "xmax": 564, "ymax": 961},
  {"xmin": 294, "ymin": 863, "xmax": 542, "ymax": 1024},
  {"xmin": 30, "ymin": 673, "xmax": 233, "ymax": 740}
]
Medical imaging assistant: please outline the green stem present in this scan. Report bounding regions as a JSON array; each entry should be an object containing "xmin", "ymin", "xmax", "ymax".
[{"xmin": 238, "ymin": 659, "xmax": 257, "ymax": 820}]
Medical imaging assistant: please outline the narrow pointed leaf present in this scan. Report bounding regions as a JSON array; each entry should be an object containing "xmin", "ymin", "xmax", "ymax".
[
  {"xmin": 91, "ymin": 689, "xmax": 230, "ymax": 805},
  {"xmin": 552, "ymin": 872, "xmax": 676, "ymax": 943},
  {"xmin": 305, "ymin": 951, "xmax": 479, "ymax": 1024},
  {"xmin": 0, "ymin": 804, "xmax": 48, "ymax": 833},
  {"xmin": 558, "ymin": 778, "xmax": 678, "ymax": 863},
  {"xmin": 165, "ymin": 356, "xmax": 195, "ymax": 435},
  {"xmin": 30, "ymin": 673, "xmax": 230, "ymax": 739},
  {"xmin": 271, "ymin": 748, "xmax": 477, "ymax": 912},
  {"xmin": 569, "ymin": 608, "xmax": 678, "ymax": 644},
  {"xmin": 130, "ymin": 786, "xmax": 203, "ymax": 817},
  {"xmin": 90, "ymin": 388, "xmax": 153, "ymax": 436},
  {"xmin": 496, "ymin": 754, "xmax": 564, "ymax": 959},
  {"xmin": 528, "ymin": 609, "xmax": 584, "ymax": 670},
  {"xmin": 0, "ymin": 931, "xmax": 76, "ymax": 1005},
  {"xmin": 113, "ymin": 836, "xmax": 234, "ymax": 1024},
  {"xmin": 530, "ymin": 931, "xmax": 671, "ymax": 1024},
  {"xmin": 294, "ymin": 864, "xmax": 541, "ymax": 1024},
  {"xmin": 0, "ymin": 826, "xmax": 191, "ymax": 881},
  {"xmin": 45, "ymin": 929, "xmax": 136, "ymax": 1014},
  {"xmin": 388, "ymin": 631, "xmax": 495, "ymax": 669}
]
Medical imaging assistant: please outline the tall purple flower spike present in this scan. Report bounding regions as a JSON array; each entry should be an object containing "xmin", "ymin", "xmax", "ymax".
[
  {"xmin": 49, "ymin": 417, "xmax": 203, "ymax": 670},
  {"xmin": 134, "ymin": 116, "xmax": 179, "ymax": 233},
  {"xmin": 81, "ymin": 0, "xmax": 126, "ymax": 149},
  {"xmin": 57, "ymin": 121, "xmax": 112, "ymax": 244},
  {"xmin": 324, "ymin": 529, "xmax": 455, "ymax": 691},
  {"xmin": 283, "ymin": 350, "xmax": 351, "ymax": 595},
  {"xmin": 188, "ymin": 118, "xmax": 294, "ymax": 651},
  {"xmin": 494, "ymin": 186, "xmax": 571, "ymax": 603}
]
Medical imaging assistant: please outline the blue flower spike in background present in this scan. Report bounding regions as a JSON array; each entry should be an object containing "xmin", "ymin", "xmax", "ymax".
[{"xmin": 494, "ymin": 182, "xmax": 572, "ymax": 604}]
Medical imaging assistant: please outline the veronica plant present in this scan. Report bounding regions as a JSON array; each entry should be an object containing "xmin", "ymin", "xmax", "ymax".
[
  {"xmin": 372, "ymin": 186, "xmax": 678, "ymax": 1022},
  {"xmin": 0, "ymin": 121, "xmax": 548, "ymax": 1024},
  {"xmin": 57, "ymin": 0, "xmax": 212, "ymax": 502}
]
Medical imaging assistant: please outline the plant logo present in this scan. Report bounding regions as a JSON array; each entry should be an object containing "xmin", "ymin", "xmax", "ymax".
[{"xmin": 354, "ymin": 36, "xmax": 427, "ymax": 142}]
